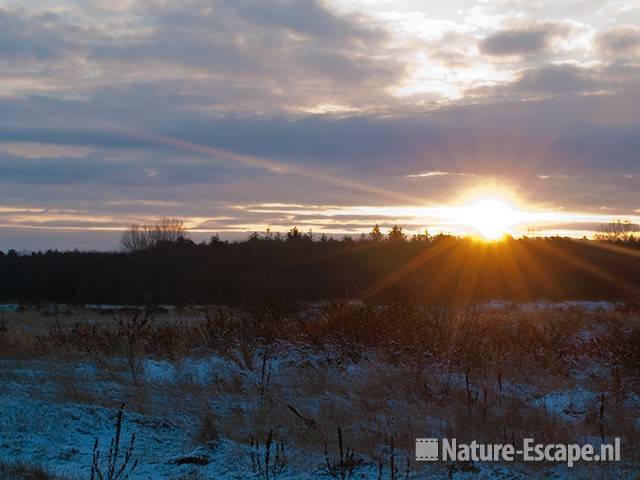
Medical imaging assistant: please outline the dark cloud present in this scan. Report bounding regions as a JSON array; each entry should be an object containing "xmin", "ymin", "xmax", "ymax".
[
  {"xmin": 0, "ymin": 9, "xmax": 76, "ymax": 61},
  {"xmin": 508, "ymin": 64, "xmax": 602, "ymax": 95},
  {"xmin": 0, "ymin": 146, "xmax": 254, "ymax": 187},
  {"xmin": 468, "ymin": 62, "xmax": 640, "ymax": 103},
  {"xmin": 1, "ymin": 88, "xmax": 639, "ymax": 184},
  {"xmin": 219, "ymin": 0, "xmax": 382, "ymax": 44},
  {"xmin": 594, "ymin": 27, "xmax": 640, "ymax": 59},
  {"xmin": 0, "ymin": 152, "xmax": 118, "ymax": 184},
  {"xmin": 466, "ymin": 62, "xmax": 640, "ymax": 105},
  {"xmin": 87, "ymin": 0, "xmax": 405, "ymax": 108},
  {"xmin": 479, "ymin": 23, "xmax": 570, "ymax": 56}
]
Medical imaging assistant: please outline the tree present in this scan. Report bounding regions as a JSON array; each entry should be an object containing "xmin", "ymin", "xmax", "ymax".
[
  {"xmin": 412, "ymin": 228, "xmax": 430, "ymax": 243},
  {"xmin": 369, "ymin": 224, "xmax": 384, "ymax": 242},
  {"xmin": 209, "ymin": 234, "xmax": 225, "ymax": 246},
  {"xmin": 286, "ymin": 226, "xmax": 313, "ymax": 243},
  {"xmin": 286, "ymin": 226, "xmax": 303, "ymax": 242},
  {"xmin": 121, "ymin": 217, "xmax": 187, "ymax": 252},
  {"xmin": 387, "ymin": 225, "xmax": 406, "ymax": 242},
  {"xmin": 594, "ymin": 219, "xmax": 637, "ymax": 242}
]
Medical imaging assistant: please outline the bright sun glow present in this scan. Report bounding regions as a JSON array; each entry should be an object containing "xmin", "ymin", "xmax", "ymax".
[{"xmin": 455, "ymin": 198, "xmax": 521, "ymax": 240}]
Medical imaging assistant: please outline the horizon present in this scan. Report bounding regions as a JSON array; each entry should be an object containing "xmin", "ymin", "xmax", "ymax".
[
  {"xmin": 3, "ymin": 222, "xmax": 639, "ymax": 254},
  {"xmin": 1, "ymin": 0, "xmax": 639, "ymax": 250}
]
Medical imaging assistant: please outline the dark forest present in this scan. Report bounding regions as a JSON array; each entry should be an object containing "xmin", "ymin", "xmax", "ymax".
[{"xmin": 2, "ymin": 231, "xmax": 639, "ymax": 306}]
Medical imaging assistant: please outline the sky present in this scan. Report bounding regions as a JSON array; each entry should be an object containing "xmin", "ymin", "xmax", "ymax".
[{"xmin": 1, "ymin": 0, "xmax": 639, "ymax": 250}]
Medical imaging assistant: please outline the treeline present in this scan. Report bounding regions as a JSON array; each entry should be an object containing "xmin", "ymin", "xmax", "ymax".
[{"xmin": 1, "ymin": 228, "xmax": 640, "ymax": 305}]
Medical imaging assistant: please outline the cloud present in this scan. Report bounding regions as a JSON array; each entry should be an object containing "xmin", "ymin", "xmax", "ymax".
[
  {"xmin": 594, "ymin": 27, "xmax": 640, "ymax": 59},
  {"xmin": 0, "ymin": 145, "xmax": 256, "ymax": 188},
  {"xmin": 2, "ymin": 88, "xmax": 640, "ymax": 217},
  {"xmin": 405, "ymin": 171, "xmax": 475, "ymax": 178},
  {"xmin": 405, "ymin": 171, "xmax": 450, "ymax": 178},
  {"xmin": 508, "ymin": 64, "xmax": 602, "ymax": 95},
  {"xmin": 219, "ymin": 0, "xmax": 382, "ymax": 44},
  {"xmin": 86, "ymin": 0, "xmax": 406, "ymax": 112},
  {"xmin": 0, "ymin": 8, "xmax": 76, "ymax": 61},
  {"xmin": 465, "ymin": 61, "xmax": 640, "ymax": 101},
  {"xmin": 0, "ymin": 1, "xmax": 408, "ymax": 115},
  {"xmin": 0, "ymin": 0, "xmax": 639, "ymax": 249},
  {"xmin": 479, "ymin": 23, "xmax": 570, "ymax": 56}
]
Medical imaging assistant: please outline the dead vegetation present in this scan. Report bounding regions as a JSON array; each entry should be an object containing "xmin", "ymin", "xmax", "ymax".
[
  {"xmin": 320, "ymin": 428, "xmax": 363, "ymax": 479},
  {"xmin": 91, "ymin": 404, "xmax": 138, "ymax": 480},
  {"xmin": 249, "ymin": 429, "xmax": 287, "ymax": 480},
  {"xmin": 1, "ymin": 302, "xmax": 640, "ymax": 477}
]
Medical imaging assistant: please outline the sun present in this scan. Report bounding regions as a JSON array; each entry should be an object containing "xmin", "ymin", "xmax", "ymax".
[{"xmin": 455, "ymin": 198, "xmax": 520, "ymax": 241}]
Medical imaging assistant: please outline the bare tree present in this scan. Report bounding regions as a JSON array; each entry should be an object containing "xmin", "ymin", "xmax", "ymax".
[
  {"xmin": 594, "ymin": 219, "xmax": 638, "ymax": 242},
  {"xmin": 120, "ymin": 217, "xmax": 187, "ymax": 252}
]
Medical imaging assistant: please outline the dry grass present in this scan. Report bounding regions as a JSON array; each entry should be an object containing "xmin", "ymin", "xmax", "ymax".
[{"xmin": 2, "ymin": 302, "xmax": 640, "ymax": 476}]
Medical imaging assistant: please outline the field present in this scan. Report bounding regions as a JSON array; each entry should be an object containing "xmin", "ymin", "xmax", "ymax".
[{"xmin": 1, "ymin": 301, "xmax": 639, "ymax": 479}]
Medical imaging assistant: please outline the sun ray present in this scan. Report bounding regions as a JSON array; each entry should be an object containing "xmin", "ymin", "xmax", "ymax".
[
  {"xmin": 510, "ymin": 240, "xmax": 565, "ymax": 299},
  {"xmin": 584, "ymin": 239, "xmax": 640, "ymax": 259},
  {"xmin": 421, "ymin": 241, "xmax": 471, "ymax": 304},
  {"xmin": 360, "ymin": 238, "xmax": 457, "ymax": 300},
  {"xmin": 452, "ymin": 241, "xmax": 487, "ymax": 305},
  {"xmin": 536, "ymin": 240, "xmax": 639, "ymax": 296},
  {"xmin": 496, "ymin": 239, "xmax": 533, "ymax": 302}
]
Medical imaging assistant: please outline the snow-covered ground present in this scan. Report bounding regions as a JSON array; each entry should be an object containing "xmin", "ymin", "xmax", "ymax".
[
  {"xmin": 479, "ymin": 300, "xmax": 621, "ymax": 312},
  {"xmin": 1, "ymin": 349, "xmax": 638, "ymax": 479},
  {"xmin": 0, "ymin": 300, "xmax": 629, "ymax": 315},
  {"xmin": 1, "ymin": 304, "xmax": 639, "ymax": 479},
  {"xmin": 0, "ymin": 304, "xmax": 20, "ymax": 313}
]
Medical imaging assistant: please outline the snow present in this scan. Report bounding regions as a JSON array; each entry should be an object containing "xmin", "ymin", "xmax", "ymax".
[
  {"xmin": 536, "ymin": 386, "xmax": 596, "ymax": 420},
  {"xmin": 0, "ymin": 343, "xmax": 638, "ymax": 478},
  {"xmin": 0, "ymin": 394, "xmax": 250, "ymax": 479},
  {"xmin": 0, "ymin": 304, "xmax": 20, "ymax": 312},
  {"xmin": 0, "ymin": 354, "xmax": 387, "ymax": 479},
  {"xmin": 1, "ymin": 300, "xmax": 622, "ymax": 316},
  {"xmin": 479, "ymin": 300, "xmax": 620, "ymax": 313}
]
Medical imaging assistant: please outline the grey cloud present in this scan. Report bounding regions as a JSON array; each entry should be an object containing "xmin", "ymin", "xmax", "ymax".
[
  {"xmin": 466, "ymin": 63, "xmax": 633, "ymax": 102},
  {"xmin": 508, "ymin": 64, "xmax": 602, "ymax": 95},
  {"xmin": 0, "ymin": 148, "xmax": 251, "ymax": 187},
  {"xmin": 2, "ymin": 87, "xmax": 639, "ymax": 183},
  {"xmin": 0, "ymin": 1, "xmax": 405, "ymax": 116},
  {"xmin": 0, "ymin": 9, "xmax": 70, "ymax": 60},
  {"xmin": 0, "ymin": 152, "xmax": 121, "ymax": 184},
  {"xmin": 594, "ymin": 27, "xmax": 640, "ymax": 59},
  {"xmin": 218, "ymin": 0, "xmax": 382, "ymax": 44},
  {"xmin": 479, "ymin": 23, "xmax": 570, "ymax": 56},
  {"xmin": 88, "ymin": 0, "xmax": 404, "ymax": 102},
  {"xmin": 427, "ymin": 31, "xmax": 475, "ymax": 69}
]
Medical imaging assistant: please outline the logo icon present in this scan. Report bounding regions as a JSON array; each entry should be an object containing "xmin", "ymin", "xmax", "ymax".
[{"xmin": 416, "ymin": 438, "xmax": 438, "ymax": 461}]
